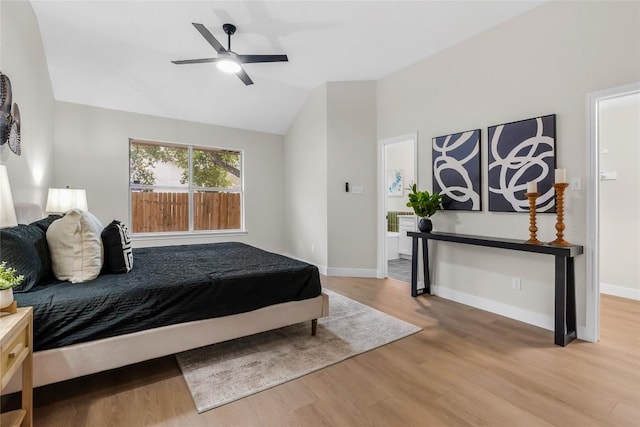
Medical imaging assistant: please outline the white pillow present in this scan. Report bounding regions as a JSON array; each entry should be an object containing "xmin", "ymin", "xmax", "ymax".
[{"xmin": 46, "ymin": 209, "xmax": 104, "ymax": 283}]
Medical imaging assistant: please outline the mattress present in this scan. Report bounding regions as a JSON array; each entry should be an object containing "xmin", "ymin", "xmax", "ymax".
[{"xmin": 14, "ymin": 242, "xmax": 322, "ymax": 352}]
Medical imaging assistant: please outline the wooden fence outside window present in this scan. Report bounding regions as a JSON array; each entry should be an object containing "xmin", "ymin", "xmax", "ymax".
[{"xmin": 131, "ymin": 191, "xmax": 241, "ymax": 233}]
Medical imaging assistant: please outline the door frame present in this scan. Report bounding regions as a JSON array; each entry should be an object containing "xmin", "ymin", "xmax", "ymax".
[
  {"xmin": 377, "ymin": 132, "xmax": 418, "ymax": 278},
  {"xmin": 584, "ymin": 81, "xmax": 640, "ymax": 342}
]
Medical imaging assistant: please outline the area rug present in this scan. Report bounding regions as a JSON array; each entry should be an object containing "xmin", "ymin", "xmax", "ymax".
[{"xmin": 176, "ymin": 289, "xmax": 421, "ymax": 413}]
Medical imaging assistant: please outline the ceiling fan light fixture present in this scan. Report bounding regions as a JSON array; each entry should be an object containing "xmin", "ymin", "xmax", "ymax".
[
  {"xmin": 172, "ymin": 23, "xmax": 287, "ymax": 85},
  {"xmin": 216, "ymin": 57, "xmax": 241, "ymax": 74}
]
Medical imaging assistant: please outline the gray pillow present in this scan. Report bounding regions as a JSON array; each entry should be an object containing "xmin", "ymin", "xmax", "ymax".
[{"xmin": 0, "ymin": 224, "xmax": 50, "ymax": 292}]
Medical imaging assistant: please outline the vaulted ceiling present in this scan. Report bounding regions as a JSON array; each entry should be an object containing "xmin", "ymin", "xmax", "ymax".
[{"xmin": 31, "ymin": 1, "xmax": 543, "ymax": 135}]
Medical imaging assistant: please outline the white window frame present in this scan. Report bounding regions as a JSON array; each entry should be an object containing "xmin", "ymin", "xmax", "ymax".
[{"xmin": 129, "ymin": 139, "xmax": 245, "ymax": 236}]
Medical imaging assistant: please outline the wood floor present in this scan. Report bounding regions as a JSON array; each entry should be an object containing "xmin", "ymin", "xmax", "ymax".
[{"xmin": 15, "ymin": 276, "xmax": 640, "ymax": 426}]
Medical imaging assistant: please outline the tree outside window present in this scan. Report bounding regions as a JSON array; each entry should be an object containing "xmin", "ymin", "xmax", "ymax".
[{"xmin": 129, "ymin": 140, "xmax": 242, "ymax": 233}]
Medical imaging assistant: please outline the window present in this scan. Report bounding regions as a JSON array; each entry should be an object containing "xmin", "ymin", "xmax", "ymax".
[{"xmin": 129, "ymin": 140, "xmax": 243, "ymax": 234}]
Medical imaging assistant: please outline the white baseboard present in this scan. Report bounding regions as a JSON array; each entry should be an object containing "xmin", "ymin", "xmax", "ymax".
[
  {"xmin": 316, "ymin": 265, "xmax": 328, "ymax": 276},
  {"xmin": 600, "ymin": 283, "xmax": 640, "ymax": 300},
  {"xmin": 431, "ymin": 284, "xmax": 554, "ymax": 331},
  {"xmin": 281, "ymin": 253, "xmax": 328, "ymax": 275},
  {"xmin": 326, "ymin": 267, "xmax": 377, "ymax": 278},
  {"xmin": 279, "ymin": 253, "xmax": 376, "ymax": 278}
]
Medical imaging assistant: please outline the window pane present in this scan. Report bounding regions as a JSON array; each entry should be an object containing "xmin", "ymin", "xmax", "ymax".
[
  {"xmin": 193, "ymin": 191, "xmax": 241, "ymax": 231},
  {"xmin": 192, "ymin": 148, "xmax": 241, "ymax": 190},
  {"xmin": 131, "ymin": 189, "xmax": 189, "ymax": 233},
  {"xmin": 130, "ymin": 141, "xmax": 243, "ymax": 234},
  {"xmin": 130, "ymin": 142, "xmax": 188, "ymax": 188}
]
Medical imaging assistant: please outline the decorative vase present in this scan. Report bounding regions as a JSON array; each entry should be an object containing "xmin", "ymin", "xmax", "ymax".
[
  {"xmin": 0, "ymin": 288, "xmax": 14, "ymax": 309},
  {"xmin": 418, "ymin": 217, "xmax": 433, "ymax": 233}
]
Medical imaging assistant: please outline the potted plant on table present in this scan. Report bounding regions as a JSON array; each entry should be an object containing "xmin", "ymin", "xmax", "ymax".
[
  {"xmin": 406, "ymin": 183, "xmax": 443, "ymax": 233},
  {"xmin": 0, "ymin": 261, "xmax": 24, "ymax": 310}
]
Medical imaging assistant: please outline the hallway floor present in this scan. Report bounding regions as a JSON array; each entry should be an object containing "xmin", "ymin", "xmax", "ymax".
[{"xmin": 387, "ymin": 258, "xmax": 411, "ymax": 284}]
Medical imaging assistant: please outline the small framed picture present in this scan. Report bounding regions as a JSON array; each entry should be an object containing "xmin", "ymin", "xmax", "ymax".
[{"xmin": 387, "ymin": 170, "xmax": 403, "ymax": 196}]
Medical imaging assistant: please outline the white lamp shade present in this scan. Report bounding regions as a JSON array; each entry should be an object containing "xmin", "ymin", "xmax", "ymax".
[
  {"xmin": 0, "ymin": 165, "xmax": 18, "ymax": 227},
  {"xmin": 46, "ymin": 188, "xmax": 88, "ymax": 213}
]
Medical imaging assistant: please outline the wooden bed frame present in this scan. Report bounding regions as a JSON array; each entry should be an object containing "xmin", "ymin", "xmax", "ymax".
[{"xmin": 5, "ymin": 292, "xmax": 329, "ymax": 393}]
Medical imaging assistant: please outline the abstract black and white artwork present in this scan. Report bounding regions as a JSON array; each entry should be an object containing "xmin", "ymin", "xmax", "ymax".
[
  {"xmin": 488, "ymin": 114, "xmax": 556, "ymax": 212},
  {"xmin": 432, "ymin": 129, "xmax": 481, "ymax": 211}
]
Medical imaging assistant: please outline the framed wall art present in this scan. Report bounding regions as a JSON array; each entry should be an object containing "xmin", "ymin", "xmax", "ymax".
[
  {"xmin": 387, "ymin": 170, "xmax": 403, "ymax": 196},
  {"xmin": 487, "ymin": 114, "xmax": 556, "ymax": 212},
  {"xmin": 1, "ymin": 71, "xmax": 21, "ymax": 156},
  {"xmin": 432, "ymin": 129, "xmax": 481, "ymax": 211}
]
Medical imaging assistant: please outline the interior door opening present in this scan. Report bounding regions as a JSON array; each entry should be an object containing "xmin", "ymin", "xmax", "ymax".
[
  {"xmin": 585, "ymin": 82, "xmax": 640, "ymax": 342},
  {"xmin": 377, "ymin": 133, "xmax": 417, "ymax": 281}
]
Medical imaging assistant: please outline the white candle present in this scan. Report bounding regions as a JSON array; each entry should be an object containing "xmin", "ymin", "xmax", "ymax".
[
  {"xmin": 555, "ymin": 168, "xmax": 567, "ymax": 183},
  {"xmin": 527, "ymin": 181, "xmax": 537, "ymax": 194}
]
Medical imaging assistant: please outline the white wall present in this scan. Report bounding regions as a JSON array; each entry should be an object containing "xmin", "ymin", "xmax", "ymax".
[
  {"xmin": 385, "ymin": 140, "xmax": 414, "ymax": 213},
  {"xmin": 326, "ymin": 81, "xmax": 377, "ymax": 272},
  {"xmin": 53, "ymin": 101, "xmax": 286, "ymax": 252},
  {"xmin": 599, "ymin": 93, "xmax": 640, "ymax": 298},
  {"xmin": 377, "ymin": 1, "xmax": 640, "ymax": 331},
  {"xmin": 284, "ymin": 84, "xmax": 328, "ymax": 268},
  {"xmin": 0, "ymin": 0, "xmax": 54, "ymax": 207}
]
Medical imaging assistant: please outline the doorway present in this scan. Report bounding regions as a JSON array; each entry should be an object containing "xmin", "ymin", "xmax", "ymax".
[
  {"xmin": 585, "ymin": 82, "xmax": 640, "ymax": 342},
  {"xmin": 376, "ymin": 133, "xmax": 417, "ymax": 280}
]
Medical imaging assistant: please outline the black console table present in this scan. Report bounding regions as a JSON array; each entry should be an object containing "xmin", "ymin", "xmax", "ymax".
[{"xmin": 407, "ymin": 231, "xmax": 584, "ymax": 347}]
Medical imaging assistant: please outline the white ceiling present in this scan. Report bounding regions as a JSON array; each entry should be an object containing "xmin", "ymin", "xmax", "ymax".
[{"xmin": 30, "ymin": 1, "xmax": 543, "ymax": 135}]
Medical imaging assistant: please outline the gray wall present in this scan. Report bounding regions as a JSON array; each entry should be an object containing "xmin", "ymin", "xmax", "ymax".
[
  {"xmin": 326, "ymin": 81, "xmax": 377, "ymax": 273},
  {"xmin": 0, "ymin": 0, "xmax": 55, "ymax": 206},
  {"xmin": 376, "ymin": 1, "xmax": 640, "ymax": 330},
  {"xmin": 284, "ymin": 84, "xmax": 328, "ymax": 267},
  {"xmin": 53, "ymin": 102, "xmax": 286, "ymax": 252},
  {"xmin": 284, "ymin": 81, "xmax": 377, "ymax": 274}
]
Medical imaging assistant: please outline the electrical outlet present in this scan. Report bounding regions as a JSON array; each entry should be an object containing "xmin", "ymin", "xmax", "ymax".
[
  {"xmin": 512, "ymin": 277, "xmax": 521, "ymax": 290},
  {"xmin": 311, "ymin": 244, "xmax": 315, "ymax": 253}
]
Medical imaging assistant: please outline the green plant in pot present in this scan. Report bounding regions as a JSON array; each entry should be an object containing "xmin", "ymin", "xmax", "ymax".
[
  {"xmin": 0, "ymin": 261, "xmax": 24, "ymax": 310},
  {"xmin": 406, "ymin": 184, "xmax": 443, "ymax": 233}
]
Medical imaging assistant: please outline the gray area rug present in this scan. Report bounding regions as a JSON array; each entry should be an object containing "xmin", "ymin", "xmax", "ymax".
[{"xmin": 176, "ymin": 289, "xmax": 421, "ymax": 413}]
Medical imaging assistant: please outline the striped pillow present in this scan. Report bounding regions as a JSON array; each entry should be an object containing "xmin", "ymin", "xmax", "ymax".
[{"xmin": 101, "ymin": 220, "xmax": 133, "ymax": 274}]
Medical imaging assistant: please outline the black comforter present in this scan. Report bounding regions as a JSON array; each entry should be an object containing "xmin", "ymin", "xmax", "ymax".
[{"xmin": 15, "ymin": 242, "xmax": 322, "ymax": 352}]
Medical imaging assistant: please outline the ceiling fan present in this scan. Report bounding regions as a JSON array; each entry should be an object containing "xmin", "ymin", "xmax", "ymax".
[{"xmin": 172, "ymin": 23, "xmax": 288, "ymax": 86}]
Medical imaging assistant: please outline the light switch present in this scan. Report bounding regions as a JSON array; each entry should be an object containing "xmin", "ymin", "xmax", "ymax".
[
  {"xmin": 351, "ymin": 186, "xmax": 364, "ymax": 194},
  {"xmin": 569, "ymin": 177, "xmax": 581, "ymax": 191}
]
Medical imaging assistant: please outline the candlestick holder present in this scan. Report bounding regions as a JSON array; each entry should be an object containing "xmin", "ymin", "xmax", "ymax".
[
  {"xmin": 550, "ymin": 183, "xmax": 572, "ymax": 247},
  {"xmin": 525, "ymin": 192, "xmax": 541, "ymax": 245}
]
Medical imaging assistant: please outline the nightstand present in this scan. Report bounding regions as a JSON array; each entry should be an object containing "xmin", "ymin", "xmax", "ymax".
[{"xmin": 1, "ymin": 307, "xmax": 33, "ymax": 427}]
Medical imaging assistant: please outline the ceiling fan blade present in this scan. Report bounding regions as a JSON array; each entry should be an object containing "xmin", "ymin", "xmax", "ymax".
[
  {"xmin": 237, "ymin": 67, "xmax": 254, "ymax": 86},
  {"xmin": 171, "ymin": 58, "xmax": 217, "ymax": 65},
  {"xmin": 236, "ymin": 54, "xmax": 288, "ymax": 64},
  {"xmin": 192, "ymin": 23, "xmax": 226, "ymax": 54}
]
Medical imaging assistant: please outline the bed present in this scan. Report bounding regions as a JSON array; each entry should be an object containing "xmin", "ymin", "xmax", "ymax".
[{"xmin": 2, "ymin": 206, "xmax": 329, "ymax": 393}]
